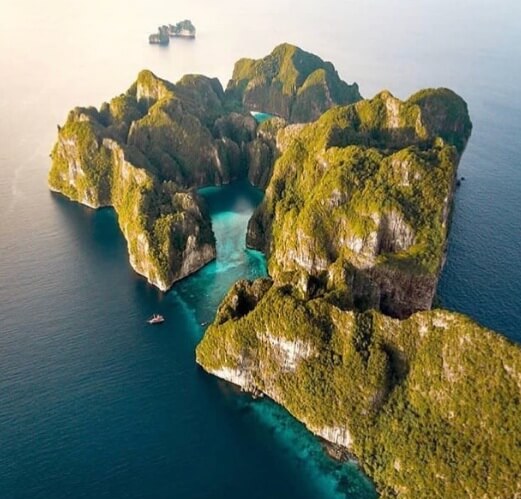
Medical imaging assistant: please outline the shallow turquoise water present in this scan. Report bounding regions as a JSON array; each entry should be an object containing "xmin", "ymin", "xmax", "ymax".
[
  {"xmin": 250, "ymin": 112, "xmax": 275, "ymax": 123},
  {"xmin": 174, "ymin": 183, "xmax": 267, "ymax": 326},
  {"xmin": 178, "ymin": 181, "xmax": 377, "ymax": 498}
]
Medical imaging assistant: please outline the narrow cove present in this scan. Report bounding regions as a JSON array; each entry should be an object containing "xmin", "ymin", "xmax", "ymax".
[
  {"xmin": 174, "ymin": 180, "xmax": 377, "ymax": 498},
  {"xmin": 1, "ymin": 180, "xmax": 377, "ymax": 498}
]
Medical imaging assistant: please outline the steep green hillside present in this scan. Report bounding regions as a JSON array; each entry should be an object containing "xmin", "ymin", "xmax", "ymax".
[
  {"xmin": 48, "ymin": 71, "xmax": 247, "ymax": 289},
  {"xmin": 197, "ymin": 281, "xmax": 521, "ymax": 498},
  {"xmin": 247, "ymin": 89, "xmax": 472, "ymax": 317},
  {"xmin": 226, "ymin": 43, "xmax": 362, "ymax": 122}
]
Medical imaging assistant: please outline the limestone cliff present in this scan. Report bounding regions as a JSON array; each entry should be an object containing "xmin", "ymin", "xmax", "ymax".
[
  {"xmin": 49, "ymin": 116, "xmax": 215, "ymax": 290},
  {"xmin": 244, "ymin": 117, "xmax": 287, "ymax": 189},
  {"xmin": 47, "ymin": 46, "xmax": 372, "ymax": 289},
  {"xmin": 197, "ymin": 281, "xmax": 521, "ymax": 498},
  {"xmin": 49, "ymin": 44, "xmax": 520, "ymax": 499},
  {"xmin": 48, "ymin": 65, "xmax": 287, "ymax": 289},
  {"xmin": 127, "ymin": 71, "xmax": 251, "ymax": 186},
  {"xmin": 48, "ymin": 72, "xmax": 236, "ymax": 290},
  {"xmin": 225, "ymin": 43, "xmax": 362, "ymax": 122},
  {"xmin": 247, "ymin": 89, "xmax": 472, "ymax": 317}
]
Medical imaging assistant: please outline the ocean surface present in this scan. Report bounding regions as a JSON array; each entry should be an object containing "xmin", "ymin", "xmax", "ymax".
[{"xmin": 1, "ymin": 1, "xmax": 520, "ymax": 497}]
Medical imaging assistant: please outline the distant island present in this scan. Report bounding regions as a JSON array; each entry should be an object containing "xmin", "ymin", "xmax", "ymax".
[
  {"xmin": 48, "ymin": 43, "xmax": 521, "ymax": 498},
  {"xmin": 149, "ymin": 20, "xmax": 196, "ymax": 45}
]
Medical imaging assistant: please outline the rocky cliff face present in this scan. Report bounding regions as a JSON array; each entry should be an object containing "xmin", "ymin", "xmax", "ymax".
[
  {"xmin": 127, "ymin": 71, "xmax": 252, "ymax": 186},
  {"xmin": 48, "ymin": 46, "xmax": 371, "ymax": 290},
  {"xmin": 50, "ymin": 44, "xmax": 520, "ymax": 499},
  {"xmin": 48, "ymin": 67, "xmax": 284, "ymax": 289},
  {"xmin": 197, "ymin": 281, "xmax": 521, "ymax": 498},
  {"xmin": 225, "ymin": 43, "xmax": 362, "ymax": 123},
  {"xmin": 244, "ymin": 117, "xmax": 287, "ymax": 189},
  {"xmin": 246, "ymin": 88, "xmax": 472, "ymax": 317},
  {"xmin": 49, "ymin": 119, "xmax": 216, "ymax": 290},
  {"xmin": 193, "ymin": 48, "xmax": 520, "ymax": 499}
]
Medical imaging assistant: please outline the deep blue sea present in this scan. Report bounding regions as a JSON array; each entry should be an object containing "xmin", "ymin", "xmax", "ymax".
[{"xmin": 1, "ymin": 1, "xmax": 520, "ymax": 497}]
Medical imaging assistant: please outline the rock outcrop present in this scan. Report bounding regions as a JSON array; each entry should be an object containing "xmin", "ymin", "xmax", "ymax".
[
  {"xmin": 197, "ymin": 281, "xmax": 521, "ymax": 498},
  {"xmin": 225, "ymin": 43, "xmax": 362, "ymax": 122},
  {"xmin": 49, "ymin": 71, "xmax": 251, "ymax": 289},
  {"xmin": 48, "ymin": 46, "xmax": 370, "ymax": 289},
  {"xmin": 127, "ymin": 71, "xmax": 249, "ymax": 185},
  {"xmin": 246, "ymin": 88, "xmax": 472, "ymax": 317},
  {"xmin": 244, "ymin": 117, "xmax": 287, "ymax": 189},
  {"xmin": 49, "ymin": 118, "xmax": 215, "ymax": 290}
]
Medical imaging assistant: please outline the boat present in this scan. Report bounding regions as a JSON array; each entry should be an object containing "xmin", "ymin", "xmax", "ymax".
[{"xmin": 147, "ymin": 314, "xmax": 165, "ymax": 325}]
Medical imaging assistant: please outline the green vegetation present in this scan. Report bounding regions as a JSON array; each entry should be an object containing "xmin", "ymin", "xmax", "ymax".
[
  {"xmin": 247, "ymin": 88, "xmax": 472, "ymax": 317},
  {"xmin": 49, "ymin": 44, "xmax": 519, "ymax": 499},
  {"xmin": 225, "ymin": 43, "xmax": 362, "ymax": 122},
  {"xmin": 104, "ymin": 94, "xmax": 144, "ymax": 140},
  {"xmin": 49, "ymin": 117, "xmax": 113, "ymax": 206},
  {"xmin": 197, "ymin": 282, "xmax": 521, "ymax": 498},
  {"xmin": 50, "ymin": 43, "xmax": 367, "ymax": 289},
  {"xmin": 169, "ymin": 20, "xmax": 196, "ymax": 37},
  {"xmin": 47, "ymin": 70, "xmax": 235, "ymax": 289}
]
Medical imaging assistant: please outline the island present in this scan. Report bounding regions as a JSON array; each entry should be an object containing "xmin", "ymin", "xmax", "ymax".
[
  {"xmin": 48, "ymin": 44, "xmax": 358, "ymax": 289},
  {"xmin": 169, "ymin": 20, "xmax": 196, "ymax": 38},
  {"xmin": 149, "ymin": 25, "xmax": 170, "ymax": 45},
  {"xmin": 197, "ymin": 281, "xmax": 520, "ymax": 497},
  {"xmin": 48, "ymin": 43, "xmax": 521, "ymax": 498},
  {"xmin": 149, "ymin": 20, "xmax": 196, "ymax": 44}
]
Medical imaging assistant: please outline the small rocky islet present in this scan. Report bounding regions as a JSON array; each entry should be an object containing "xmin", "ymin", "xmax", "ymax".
[
  {"xmin": 149, "ymin": 20, "xmax": 196, "ymax": 45},
  {"xmin": 48, "ymin": 43, "xmax": 521, "ymax": 498}
]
